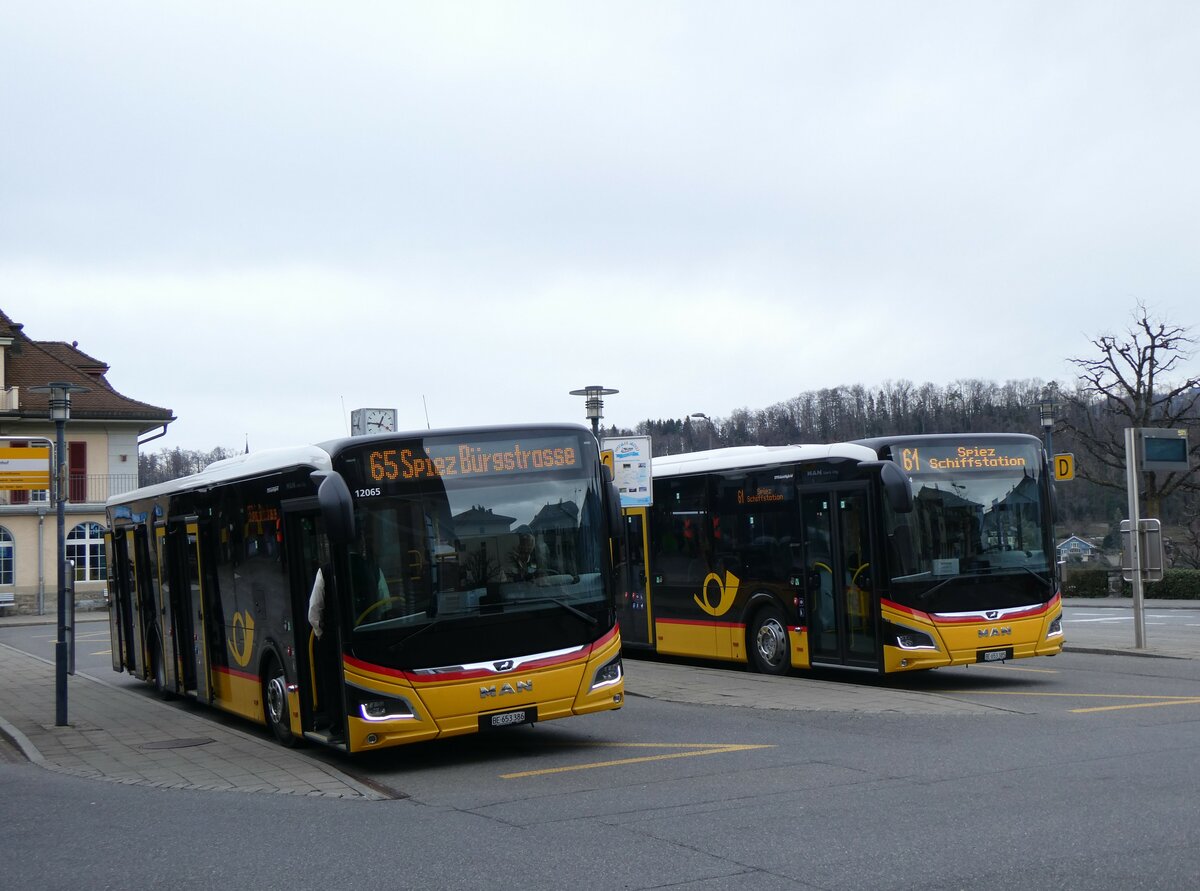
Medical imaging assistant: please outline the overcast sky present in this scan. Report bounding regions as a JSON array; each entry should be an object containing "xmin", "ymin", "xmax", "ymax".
[{"xmin": 4, "ymin": 2, "xmax": 1198, "ymax": 452}]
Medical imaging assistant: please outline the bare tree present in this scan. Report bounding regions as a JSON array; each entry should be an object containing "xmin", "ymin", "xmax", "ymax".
[
  {"xmin": 1174, "ymin": 492, "xmax": 1200, "ymax": 569},
  {"xmin": 1062, "ymin": 301, "xmax": 1200, "ymax": 518}
]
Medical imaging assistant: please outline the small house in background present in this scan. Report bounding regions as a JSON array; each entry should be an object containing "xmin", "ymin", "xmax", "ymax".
[
  {"xmin": 1057, "ymin": 534, "xmax": 1097, "ymax": 563},
  {"xmin": 0, "ymin": 309, "xmax": 174, "ymax": 614}
]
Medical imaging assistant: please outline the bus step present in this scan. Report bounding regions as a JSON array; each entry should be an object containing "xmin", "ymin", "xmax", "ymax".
[{"xmin": 303, "ymin": 729, "xmax": 347, "ymax": 748}]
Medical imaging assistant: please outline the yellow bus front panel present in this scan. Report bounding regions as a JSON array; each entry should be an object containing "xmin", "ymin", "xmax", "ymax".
[
  {"xmin": 882, "ymin": 595, "xmax": 1063, "ymax": 673},
  {"xmin": 342, "ymin": 627, "xmax": 624, "ymax": 752}
]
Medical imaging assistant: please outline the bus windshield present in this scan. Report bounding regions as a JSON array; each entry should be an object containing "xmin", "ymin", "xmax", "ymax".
[
  {"xmin": 335, "ymin": 431, "xmax": 611, "ymax": 666},
  {"xmin": 883, "ymin": 441, "xmax": 1055, "ymax": 613}
]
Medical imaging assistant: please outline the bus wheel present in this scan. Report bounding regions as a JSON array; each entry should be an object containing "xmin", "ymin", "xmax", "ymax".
[
  {"xmin": 263, "ymin": 657, "xmax": 297, "ymax": 747},
  {"xmin": 749, "ymin": 604, "xmax": 791, "ymax": 675}
]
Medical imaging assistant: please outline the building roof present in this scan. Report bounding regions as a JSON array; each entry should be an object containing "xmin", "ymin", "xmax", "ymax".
[
  {"xmin": 1057, "ymin": 535, "xmax": 1095, "ymax": 549},
  {"xmin": 0, "ymin": 308, "xmax": 174, "ymax": 429}
]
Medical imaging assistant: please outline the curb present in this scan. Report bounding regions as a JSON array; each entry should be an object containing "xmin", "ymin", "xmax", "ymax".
[
  {"xmin": 1062, "ymin": 645, "xmax": 1187, "ymax": 660},
  {"xmin": 0, "ymin": 713, "xmax": 44, "ymax": 765}
]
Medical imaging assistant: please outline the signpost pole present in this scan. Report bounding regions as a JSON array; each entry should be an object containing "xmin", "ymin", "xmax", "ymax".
[
  {"xmin": 31, "ymin": 382, "xmax": 88, "ymax": 727},
  {"xmin": 1124, "ymin": 428, "xmax": 1146, "ymax": 649}
]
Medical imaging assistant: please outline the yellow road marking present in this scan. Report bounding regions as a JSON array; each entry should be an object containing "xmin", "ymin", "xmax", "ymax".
[
  {"xmin": 1072, "ymin": 698, "xmax": 1200, "ymax": 714},
  {"xmin": 936, "ymin": 689, "xmax": 1200, "ymax": 713},
  {"xmin": 502, "ymin": 743, "xmax": 774, "ymax": 779},
  {"xmin": 940, "ymin": 690, "xmax": 1193, "ymax": 700}
]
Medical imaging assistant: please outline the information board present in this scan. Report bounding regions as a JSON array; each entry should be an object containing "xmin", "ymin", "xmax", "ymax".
[
  {"xmin": 0, "ymin": 444, "xmax": 51, "ymax": 491},
  {"xmin": 601, "ymin": 436, "xmax": 653, "ymax": 508}
]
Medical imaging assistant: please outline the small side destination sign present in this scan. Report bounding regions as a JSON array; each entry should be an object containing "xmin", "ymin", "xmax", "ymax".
[{"xmin": 0, "ymin": 446, "xmax": 51, "ymax": 491}]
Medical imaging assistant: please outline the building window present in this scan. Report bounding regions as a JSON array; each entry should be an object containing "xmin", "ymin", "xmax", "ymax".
[
  {"xmin": 66, "ymin": 522, "xmax": 106, "ymax": 582},
  {"xmin": 0, "ymin": 527, "xmax": 13, "ymax": 585}
]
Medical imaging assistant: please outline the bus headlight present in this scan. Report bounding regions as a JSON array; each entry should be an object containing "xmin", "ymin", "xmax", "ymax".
[
  {"xmin": 1047, "ymin": 614, "xmax": 1063, "ymax": 638},
  {"xmin": 591, "ymin": 656, "xmax": 623, "ymax": 690},
  {"xmin": 888, "ymin": 623, "xmax": 938, "ymax": 651},
  {"xmin": 352, "ymin": 689, "xmax": 418, "ymax": 722}
]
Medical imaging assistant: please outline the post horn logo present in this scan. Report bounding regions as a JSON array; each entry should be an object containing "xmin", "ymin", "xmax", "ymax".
[
  {"xmin": 694, "ymin": 571, "xmax": 740, "ymax": 618},
  {"xmin": 227, "ymin": 611, "xmax": 256, "ymax": 668}
]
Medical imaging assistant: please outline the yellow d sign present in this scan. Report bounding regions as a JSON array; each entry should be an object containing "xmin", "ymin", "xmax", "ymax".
[{"xmin": 1054, "ymin": 453, "xmax": 1074, "ymax": 481}]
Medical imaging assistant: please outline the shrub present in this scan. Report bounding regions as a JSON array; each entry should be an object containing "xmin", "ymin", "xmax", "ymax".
[
  {"xmin": 1147, "ymin": 569, "xmax": 1200, "ymax": 600},
  {"xmin": 1062, "ymin": 567, "xmax": 1200, "ymax": 599},
  {"xmin": 1062, "ymin": 568, "xmax": 1115, "ymax": 598}
]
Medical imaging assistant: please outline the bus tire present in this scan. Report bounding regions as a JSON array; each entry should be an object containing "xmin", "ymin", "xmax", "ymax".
[
  {"xmin": 263, "ymin": 656, "xmax": 297, "ymax": 747},
  {"xmin": 748, "ymin": 603, "xmax": 791, "ymax": 676}
]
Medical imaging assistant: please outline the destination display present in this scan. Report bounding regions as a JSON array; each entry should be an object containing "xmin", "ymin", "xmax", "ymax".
[
  {"xmin": 895, "ymin": 442, "xmax": 1036, "ymax": 474},
  {"xmin": 362, "ymin": 435, "xmax": 583, "ymax": 484}
]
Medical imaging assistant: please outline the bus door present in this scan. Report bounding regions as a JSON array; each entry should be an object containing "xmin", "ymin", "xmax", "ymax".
[
  {"xmin": 165, "ymin": 519, "xmax": 207, "ymax": 699},
  {"xmin": 119, "ymin": 526, "xmax": 152, "ymax": 677},
  {"xmin": 800, "ymin": 485, "xmax": 879, "ymax": 669},
  {"xmin": 195, "ymin": 520, "xmax": 227, "ymax": 702},
  {"xmin": 281, "ymin": 500, "xmax": 327, "ymax": 727},
  {"xmin": 616, "ymin": 508, "xmax": 651, "ymax": 646},
  {"xmin": 154, "ymin": 523, "xmax": 181, "ymax": 693},
  {"xmin": 132, "ymin": 523, "xmax": 162, "ymax": 682},
  {"xmin": 107, "ymin": 527, "xmax": 136, "ymax": 673}
]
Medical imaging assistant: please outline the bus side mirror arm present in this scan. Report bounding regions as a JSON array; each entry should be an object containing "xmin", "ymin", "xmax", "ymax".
[
  {"xmin": 859, "ymin": 460, "xmax": 913, "ymax": 514},
  {"xmin": 312, "ymin": 471, "xmax": 356, "ymax": 545}
]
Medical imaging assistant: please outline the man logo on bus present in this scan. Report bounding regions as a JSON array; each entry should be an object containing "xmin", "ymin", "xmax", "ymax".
[{"xmin": 694, "ymin": 570, "xmax": 740, "ymax": 618}]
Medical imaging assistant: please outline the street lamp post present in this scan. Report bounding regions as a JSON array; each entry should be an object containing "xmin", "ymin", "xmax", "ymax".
[
  {"xmin": 1037, "ymin": 392, "xmax": 1060, "ymax": 462},
  {"xmin": 1037, "ymin": 389, "xmax": 1062, "ymax": 592},
  {"xmin": 31, "ymin": 381, "xmax": 88, "ymax": 727},
  {"xmin": 569, "ymin": 385, "xmax": 619, "ymax": 437},
  {"xmin": 690, "ymin": 412, "xmax": 714, "ymax": 450}
]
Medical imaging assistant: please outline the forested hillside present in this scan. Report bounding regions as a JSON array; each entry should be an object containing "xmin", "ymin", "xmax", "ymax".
[{"xmin": 607, "ymin": 377, "xmax": 1124, "ymax": 528}]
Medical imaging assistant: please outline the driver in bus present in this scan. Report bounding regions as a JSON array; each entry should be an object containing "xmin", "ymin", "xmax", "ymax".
[{"xmin": 508, "ymin": 526, "xmax": 551, "ymax": 581}]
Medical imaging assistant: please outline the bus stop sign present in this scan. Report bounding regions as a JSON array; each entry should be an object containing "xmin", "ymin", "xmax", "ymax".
[{"xmin": 1053, "ymin": 453, "xmax": 1074, "ymax": 481}]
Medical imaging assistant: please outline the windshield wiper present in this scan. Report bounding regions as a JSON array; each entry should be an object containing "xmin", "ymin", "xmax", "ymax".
[
  {"xmin": 1017, "ymin": 564, "xmax": 1053, "ymax": 587},
  {"xmin": 915, "ymin": 574, "xmax": 960, "ymax": 603},
  {"xmin": 522, "ymin": 597, "xmax": 599, "ymax": 626},
  {"xmin": 387, "ymin": 615, "xmax": 446, "ymax": 652}
]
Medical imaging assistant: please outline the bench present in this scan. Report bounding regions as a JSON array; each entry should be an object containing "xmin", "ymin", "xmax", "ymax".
[{"xmin": 0, "ymin": 591, "xmax": 14, "ymax": 613}]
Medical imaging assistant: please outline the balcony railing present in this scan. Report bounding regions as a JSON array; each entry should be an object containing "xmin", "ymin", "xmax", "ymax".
[{"xmin": 0, "ymin": 473, "xmax": 140, "ymax": 506}]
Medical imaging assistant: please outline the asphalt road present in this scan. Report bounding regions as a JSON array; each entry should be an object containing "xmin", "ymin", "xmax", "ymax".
[{"xmin": 4, "ymin": 613, "xmax": 1200, "ymax": 890}]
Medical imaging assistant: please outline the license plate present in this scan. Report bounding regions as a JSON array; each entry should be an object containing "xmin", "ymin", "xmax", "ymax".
[
  {"xmin": 480, "ymin": 707, "xmax": 536, "ymax": 730},
  {"xmin": 978, "ymin": 648, "xmax": 1013, "ymax": 663}
]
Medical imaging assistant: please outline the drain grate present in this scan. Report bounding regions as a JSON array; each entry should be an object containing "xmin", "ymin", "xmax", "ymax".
[{"xmin": 140, "ymin": 737, "xmax": 215, "ymax": 750}]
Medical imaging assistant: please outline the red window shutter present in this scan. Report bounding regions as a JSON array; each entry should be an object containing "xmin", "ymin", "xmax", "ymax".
[{"xmin": 69, "ymin": 441, "xmax": 87, "ymax": 503}]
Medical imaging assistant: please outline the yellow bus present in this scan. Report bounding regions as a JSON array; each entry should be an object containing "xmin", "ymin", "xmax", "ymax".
[
  {"xmin": 616, "ymin": 433, "xmax": 1063, "ymax": 674},
  {"xmin": 106, "ymin": 424, "xmax": 625, "ymax": 753}
]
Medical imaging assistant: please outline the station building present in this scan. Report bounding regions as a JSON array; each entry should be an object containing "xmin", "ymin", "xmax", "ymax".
[{"xmin": 0, "ymin": 309, "xmax": 173, "ymax": 614}]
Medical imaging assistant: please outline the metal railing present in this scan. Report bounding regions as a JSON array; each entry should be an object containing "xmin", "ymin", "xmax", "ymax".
[{"xmin": 0, "ymin": 473, "xmax": 140, "ymax": 506}]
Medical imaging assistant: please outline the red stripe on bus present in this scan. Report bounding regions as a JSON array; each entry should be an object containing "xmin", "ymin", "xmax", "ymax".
[
  {"xmin": 344, "ymin": 632, "xmax": 615, "ymax": 685},
  {"xmin": 883, "ymin": 592, "xmax": 1060, "ymax": 624}
]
